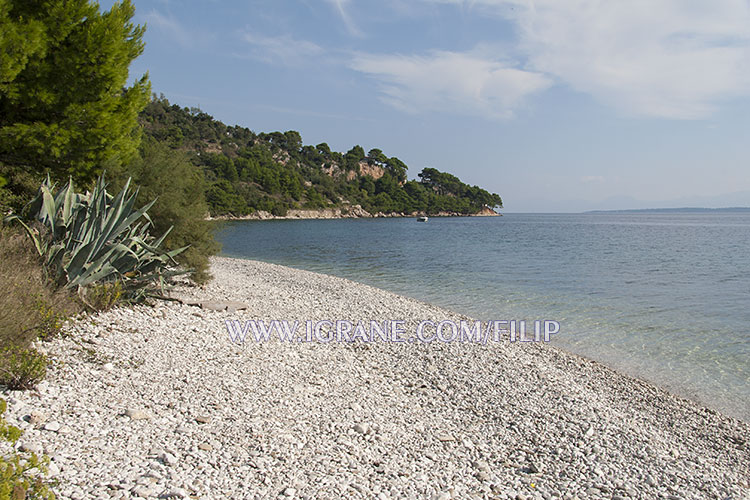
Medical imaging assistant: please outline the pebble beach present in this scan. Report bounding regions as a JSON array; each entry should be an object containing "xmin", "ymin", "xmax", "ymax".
[{"xmin": 3, "ymin": 256, "xmax": 748, "ymax": 499}]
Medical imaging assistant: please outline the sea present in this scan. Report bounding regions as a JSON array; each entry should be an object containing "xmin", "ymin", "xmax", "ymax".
[{"xmin": 215, "ymin": 212, "xmax": 750, "ymax": 422}]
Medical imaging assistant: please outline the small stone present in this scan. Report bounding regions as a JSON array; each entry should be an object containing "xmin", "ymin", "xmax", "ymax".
[
  {"xmin": 132, "ymin": 486, "xmax": 155, "ymax": 498},
  {"xmin": 198, "ymin": 443, "xmax": 213, "ymax": 451},
  {"xmin": 472, "ymin": 460, "xmax": 490, "ymax": 472},
  {"xmin": 437, "ymin": 433, "xmax": 455, "ymax": 442},
  {"xmin": 102, "ymin": 362, "xmax": 115, "ymax": 372},
  {"xmin": 19, "ymin": 442, "xmax": 43, "ymax": 455},
  {"xmin": 353, "ymin": 423, "xmax": 369, "ymax": 435},
  {"xmin": 43, "ymin": 421, "xmax": 61, "ymax": 432},
  {"xmin": 282, "ymin": 487, "xmax": 296, "ymax": 496},
  {"xmin": 160, "ymin": 488, "xmax": 188, "ymax": 498},
  {"xmin": 26, "ymin": 411, "xmax": 46, "ymax": 426},
  {"xmin": 584, "ymin": 426, "xmax": 594, "ymax": 438},
  {"xmin": 160, "ymin": 452, "xmax": 178, "ymax": 465},
  {"xmin": 125, "ymin": 409, "xmax": 151, "ymax": 421},
  {"xmin": 195, "ymin": 415, "xmax": 211, "ymax": 424},
  {"xmin": 48, "ymin": 461, "xmax": 60, "ymax": 476}
]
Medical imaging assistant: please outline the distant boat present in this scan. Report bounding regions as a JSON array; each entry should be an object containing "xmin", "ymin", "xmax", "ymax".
[{"xmin": 417, "ymin": 216, "xmax": 428, "ymax": 222}]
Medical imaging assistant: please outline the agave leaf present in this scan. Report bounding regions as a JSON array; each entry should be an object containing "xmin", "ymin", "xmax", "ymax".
[
  {"xmin": 66, "ymin": 239, "xmax": 99, "ymax": 279},
  {"xmin": 110, "ymin": 249, "xmax": 141, "ymax": 274},
  {"xmin": 3, "ymin": 215, "xmax": 44, "ymax": 256},
  {"xmin": 89, "ymin": 185, "xmax": 151, "ymax": 260},
  {"xmin": 25, "ymin": 175, "xmax": 55, "ymax": 220},
  {"xmin": 67, "ymin": 243, "xmax": 125, "ymax": 287},
  {"xmin": 69, "ymin": 262, "xmax": 118, "ymax": 288},
  {"xmin": 39, "ymin": 185, "xmax": 57, "ymax": 235},
  {"xmin": 60, "ymin": 178, "xmax": 76, "ymax": 227},
  {"xmin": 162, "ymin": 246, "xmax": 188, "ymax": 265},
  {"xmin": 112, "ymin": 198, "xmax": 156, "ymax": 239},
  {"xmin": 151, "ymin": 226, "xmax": 174, "ymax": 249},
  {"xmin": 127, "ymin": 235, "xmax": 162, "ymax": 255}
]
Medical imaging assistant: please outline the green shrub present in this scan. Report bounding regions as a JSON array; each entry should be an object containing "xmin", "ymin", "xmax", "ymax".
[
  {"xmin": 33, "ymin": 299, "xmax": 68, "ymax": 341},
  {"xmin": 0, "ymin": 346, "xmax": 48, "ymax": 391},
  {"xmin": 0, "ymin": 166, "xmax": 44, "ymax": 217},
  {"xmin": 0, "ymin": 227, "xmax": 79, "ymax": 348},
  {"xmin": 111, "ymin": 140, "xmax": 220, "ymax": 283},
  {"xmin": 81, "ymin": 281, "xmax": 123, "ymax": 311},
  {"xmin": 0, "ymin": 399, "xmax": 55, "ymax": 499},
  {"xmin": 5, "ymin": 175, "xmax": 186, "ymax": 298},
  {"xmin": 0, "ymin": 401, "xmax": 21, "ymax": 445}
]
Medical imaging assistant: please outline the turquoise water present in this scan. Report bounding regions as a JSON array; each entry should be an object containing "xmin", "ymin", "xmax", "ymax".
[{"xmin": 215, "ymin": 213, "xmax": 750, "ymax": 421}]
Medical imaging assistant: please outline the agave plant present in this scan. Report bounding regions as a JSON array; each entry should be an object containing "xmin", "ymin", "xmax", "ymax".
[{"xmin": 4, "ymin": 175, "xmax": 186, "ymax": 295}]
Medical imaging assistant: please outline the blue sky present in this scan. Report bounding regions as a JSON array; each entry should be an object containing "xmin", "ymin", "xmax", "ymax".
[{"xmin": 108, "ymin": 0, "xmax": 750, "ymax": 212}]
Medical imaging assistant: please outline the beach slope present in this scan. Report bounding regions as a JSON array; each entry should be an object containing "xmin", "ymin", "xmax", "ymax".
[{"xmin": 4, "ymin": 257, "xmax": 748, "ymax": 499}]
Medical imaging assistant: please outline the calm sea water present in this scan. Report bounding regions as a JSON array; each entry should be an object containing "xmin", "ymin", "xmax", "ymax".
[{"xmin": 215, "ymin": 213, "xmax": 750, "ymax": 421}]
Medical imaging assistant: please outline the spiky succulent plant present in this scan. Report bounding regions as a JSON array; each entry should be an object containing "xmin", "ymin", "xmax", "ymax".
[{"xmin": 5, "ymin": 175, "xmax": 186, "ymax": 296}]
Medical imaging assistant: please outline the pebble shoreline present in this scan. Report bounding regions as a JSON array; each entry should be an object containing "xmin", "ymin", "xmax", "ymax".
[{"xmin": 3, "ymin": 257, "xmax": 748, "ymax": 499}]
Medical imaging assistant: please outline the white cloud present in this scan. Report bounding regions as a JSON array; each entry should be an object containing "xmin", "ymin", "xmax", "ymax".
[
  {"xmin": 145, "ymin": 11, "xmax": 193, "ymax": 47},
  {"xmin": 350, "ymin": 50, "xmax": 551, "ymax": 119},
  {"xmin": 425, "ymin": 0, "xmax": 750, "ymax": 119},
  {"xmin": 241, "ymin": 33, "xmax": 325, "ymax": 66},
  {"xmin": 325, "ymin": 0, "xmax": 364, "ymax": 37}
]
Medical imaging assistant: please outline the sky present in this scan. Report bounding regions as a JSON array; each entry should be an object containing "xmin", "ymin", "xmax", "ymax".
[{"xmin": 105, "ymin": 0, "xmax": 750, "ymax": 212}]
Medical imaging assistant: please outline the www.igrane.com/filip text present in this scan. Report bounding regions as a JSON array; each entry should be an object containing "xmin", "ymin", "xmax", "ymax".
[{"xmin": 224, "ymin": 319, "xmax": 561, "ymax": 345}]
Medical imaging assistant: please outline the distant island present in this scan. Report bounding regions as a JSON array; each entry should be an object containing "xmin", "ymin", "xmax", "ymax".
[
  {"xmin": 585, "ymin": 207, "xmax": 750, "ymax": 214},
  {"xmin": 141, "ymin": 96, "xmax": 502, "ymax": 219}
]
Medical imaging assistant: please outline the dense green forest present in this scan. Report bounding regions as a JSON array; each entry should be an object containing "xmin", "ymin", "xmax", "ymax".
[{"xmin": 140, "ymin": 96, "xmax": 503, "ymax": 217}]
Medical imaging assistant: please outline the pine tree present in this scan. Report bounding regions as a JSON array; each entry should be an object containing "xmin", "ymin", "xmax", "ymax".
[{"xmin": 0, "ymin": 0, "xmax": 150, "ymax": 184}]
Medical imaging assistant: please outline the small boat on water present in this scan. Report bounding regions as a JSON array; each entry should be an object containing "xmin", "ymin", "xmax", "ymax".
[{"xmin": 417, "ymin": 216, "xmax": 428, "ymax": 222}]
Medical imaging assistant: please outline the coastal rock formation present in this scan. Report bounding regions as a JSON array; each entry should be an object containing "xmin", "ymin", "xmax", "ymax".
[
  {"xmin": 285, "ymin": 205, "xmax": 372, "ymax": 219},
  {"xmin": 320, "ymin": 160, "xmax": 385, "ymax": 181},
  {"xmin": 210, "ymin": 205, "xmax": 500, "ymax": 221},
  {"xmin": 357, "ymin": 160, "xmax": 386, "ymax": 180},
  {"xmin": 475, "ymin": 205, "xmax": 500, "ymax": 216}
]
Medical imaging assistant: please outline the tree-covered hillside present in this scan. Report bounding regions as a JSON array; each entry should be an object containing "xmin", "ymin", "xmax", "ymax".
[{"xmin": 140, "ymin": 96, "xmax": 503, "ymax": 217}]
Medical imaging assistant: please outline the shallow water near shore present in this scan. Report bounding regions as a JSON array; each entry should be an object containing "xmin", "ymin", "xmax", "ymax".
[{"xmin": 215, "ymin": 213, "xmax": 750, "ymax": 421}]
